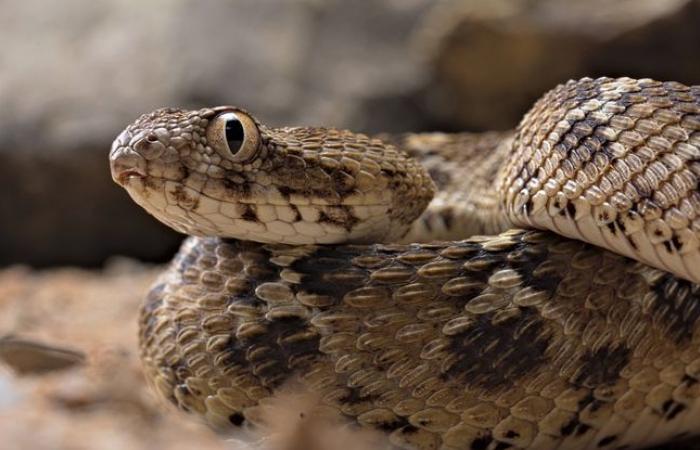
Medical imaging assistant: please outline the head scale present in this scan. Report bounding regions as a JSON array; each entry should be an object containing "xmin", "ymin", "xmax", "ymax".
[{"xmin": 110, "ymin": 106, "xmax": 435, "ymax": 245}]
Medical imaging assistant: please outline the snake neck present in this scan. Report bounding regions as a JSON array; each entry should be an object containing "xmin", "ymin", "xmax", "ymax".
[{"xmin": 394, "ymin": 130, "xmax": 516, "ymax": 243}]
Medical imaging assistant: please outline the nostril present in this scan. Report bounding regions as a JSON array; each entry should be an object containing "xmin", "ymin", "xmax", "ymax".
[
  {"xmin": 134, "ymin": 136, "xmax": 166, "ymax": 160},
  {"xmin": 127, "ymin": 130, "xmax": 168, "ymax": 160}
]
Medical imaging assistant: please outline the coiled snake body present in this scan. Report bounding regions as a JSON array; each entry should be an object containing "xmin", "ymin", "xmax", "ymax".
[{"xmin": 110, "ymin": 78, "xmax": 700, "ymax": 449}]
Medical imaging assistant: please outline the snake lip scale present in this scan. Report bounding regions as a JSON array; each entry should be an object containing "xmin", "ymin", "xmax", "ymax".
[{"xmin": 111, "ymin": 77, "xmax": 700, "ymax": 449}]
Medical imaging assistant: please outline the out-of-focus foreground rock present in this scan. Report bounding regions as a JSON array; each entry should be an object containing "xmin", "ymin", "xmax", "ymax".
[{"xmin": 1, "ymin": 0, "xmax": 699, "ymax": 266}]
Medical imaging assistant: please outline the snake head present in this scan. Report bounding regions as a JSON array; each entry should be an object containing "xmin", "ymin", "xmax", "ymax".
[{"xmin": 110, "ymin": 106, "xmax": 435, "ymax": 244}]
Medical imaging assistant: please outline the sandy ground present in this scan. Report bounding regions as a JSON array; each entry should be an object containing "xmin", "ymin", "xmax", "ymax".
[{"xmin": 0, "ymin": 260, "xmax": 228, "ymax": 450}]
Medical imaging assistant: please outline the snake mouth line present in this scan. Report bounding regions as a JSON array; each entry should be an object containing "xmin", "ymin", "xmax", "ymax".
[
  {"xmin": 128, "ymin": 175, "xmax": 396, "ymax": 208},
  {"xmin": 115, "ymin": 169, "xmax": 147, "ymax": 186}
]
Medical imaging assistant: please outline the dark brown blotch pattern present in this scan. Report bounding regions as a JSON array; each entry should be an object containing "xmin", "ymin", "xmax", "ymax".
[
  {"xmin": 572, "ymin": 345, "xmax": 631, "ymax": 388},
  {"xmin": 651, "ymin": 273, "xmax": 700, "ymax": 344},
  {"xmin": 224, "ymin": 316, "xmax": 321, "ymax": 389},
  {"xmin": 445, "ymin": 306, "xmax": 551, "ymax": 390}
]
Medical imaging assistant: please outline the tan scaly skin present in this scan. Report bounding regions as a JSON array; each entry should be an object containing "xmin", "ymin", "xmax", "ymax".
[{"xmin": 110, "ymin": 77, "xmax": 700, "ymax": 449}]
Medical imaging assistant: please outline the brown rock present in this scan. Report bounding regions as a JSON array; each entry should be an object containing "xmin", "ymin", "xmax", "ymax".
[
  {"xmin": 0, "ymin": 335, "xmax": 84, "ymax": 375},
  {"xmin": 419, "ymin": 0, "xmax": 700, "ymax": 130}
]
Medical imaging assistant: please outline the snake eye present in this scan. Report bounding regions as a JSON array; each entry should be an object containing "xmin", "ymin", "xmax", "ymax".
[{"xmin": 206, "ymin": 111, "xmax": 260, "ymax": 162}]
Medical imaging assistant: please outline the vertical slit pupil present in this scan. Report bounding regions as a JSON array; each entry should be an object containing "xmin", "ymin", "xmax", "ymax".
[{"xmin": 225, "ymin": 117, "xmax": 245, "ymax": 153}]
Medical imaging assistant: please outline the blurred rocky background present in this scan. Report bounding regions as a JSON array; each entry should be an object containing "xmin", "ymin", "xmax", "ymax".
[
  {"xmin": 2, "ymin": 0, "xmax": 700, "ymax": 267},
  {"xmin": 1, "ymin": 0, "xmax": 700, "ymax": 449}
]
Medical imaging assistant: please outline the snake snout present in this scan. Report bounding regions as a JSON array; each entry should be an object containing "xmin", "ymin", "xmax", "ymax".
[{"xmin": 110, "ymin": 146, "xmax": 147, "ymax": 186}]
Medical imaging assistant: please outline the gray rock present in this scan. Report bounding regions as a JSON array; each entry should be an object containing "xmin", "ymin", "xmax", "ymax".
[{"xmin": 0, "ymin": 371, "xmax": 22, "ymax": 411}]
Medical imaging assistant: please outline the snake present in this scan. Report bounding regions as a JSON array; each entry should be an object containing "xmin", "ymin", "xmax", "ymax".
[{"xmin": 109, "ymin": 77, "xmax": 700, "ymax": 449}]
